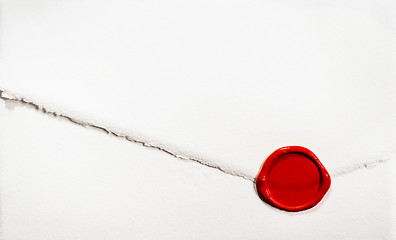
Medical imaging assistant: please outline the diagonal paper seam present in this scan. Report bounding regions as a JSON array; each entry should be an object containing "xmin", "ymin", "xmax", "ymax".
[{"xmin": 0, "ymin": 87, "xmax": 393, "ymax": 182}]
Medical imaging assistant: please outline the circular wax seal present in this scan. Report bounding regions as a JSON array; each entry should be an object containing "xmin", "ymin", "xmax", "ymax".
[{"xmin": 256, "ymin": 146, "xmax": 331, "ymax": 212}]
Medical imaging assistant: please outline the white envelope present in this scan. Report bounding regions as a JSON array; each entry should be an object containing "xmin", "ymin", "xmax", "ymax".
[{"xmin": 1, "ymin": 0, "xmax": 395, "ymax": 239}]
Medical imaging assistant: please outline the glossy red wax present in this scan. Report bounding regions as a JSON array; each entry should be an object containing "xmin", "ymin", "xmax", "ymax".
[{"xmin": 256, "ymin": 146, "xmax": 331, "ymax": 212}]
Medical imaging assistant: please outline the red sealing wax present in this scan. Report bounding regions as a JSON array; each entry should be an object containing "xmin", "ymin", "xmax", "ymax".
[{"xmin": 256, "ymin": 146, "xmax": 331, "ymax": 212}]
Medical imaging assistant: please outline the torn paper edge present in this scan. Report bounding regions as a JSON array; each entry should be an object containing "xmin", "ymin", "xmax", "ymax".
[
  {"xmin": 0, "ymin": 87, "xmax": 393, "ymax": 182},
  {"xmin": 0, "ymin": 88, "xmax": 255, "ymax": 182},
  {"xmin": 330, "ymin": 150, "xmax": 396, "ymax": 177}
]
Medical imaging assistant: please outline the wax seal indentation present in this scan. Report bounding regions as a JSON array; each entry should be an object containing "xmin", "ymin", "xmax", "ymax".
[{"xmin": 256, "ymin": 146, "xmax": 331, "ymax": 212}]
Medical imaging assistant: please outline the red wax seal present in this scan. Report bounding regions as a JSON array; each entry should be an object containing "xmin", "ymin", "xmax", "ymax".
[{"xmin": 256, "ymin": 146, "xmax": 331, "ymax": 212}]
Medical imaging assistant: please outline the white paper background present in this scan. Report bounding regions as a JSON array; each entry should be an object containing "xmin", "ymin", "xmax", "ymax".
[
  {"xmin": 1, "ymin": 101, "xmax": 395, "ymax": 239},
  {"xmin": 1, "ymin": 0, "xmax": 395, "ymax": 239},
  {"xmin": 1, "ymin": 0, "xmax": 396, "ymax": 177}
]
